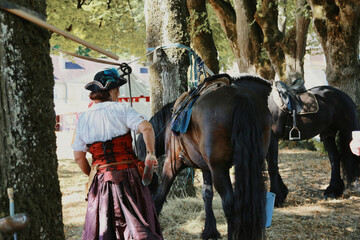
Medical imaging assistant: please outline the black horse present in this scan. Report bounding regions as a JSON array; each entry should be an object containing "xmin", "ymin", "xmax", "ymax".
[
  {"xmin": 233, "ymin": 74, "xmax": 360, "ymax": 204},
  {"xmin": 138, "ymin": 83, "xmax": 272, "ymax": 240}
]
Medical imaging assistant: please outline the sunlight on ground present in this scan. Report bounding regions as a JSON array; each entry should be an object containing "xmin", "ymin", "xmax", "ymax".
[
  {"xmin": 160, "ymin": 197, "xmax": 228, "ymax": 239},
  {"xmin": 58, "ymin": 158, "xmax": 88, "ymax": 239},
  {"xmin": 57, "ymin": 132, "xmax": 360, "ymax": 239}
]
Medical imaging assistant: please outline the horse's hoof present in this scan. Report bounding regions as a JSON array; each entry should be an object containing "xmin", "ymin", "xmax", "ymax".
[
  {"xmin": 274, "ymin": 189, "xmax": 288, "ymax": 207},
  {"xmin": 324, "ymin": 184, "xmax": 344, "ymax": 199},
  {"xmin": 324, "ymin": 192, "xmax": 336, "ymax": 200},
  {"xmin": 201, "ymin": 231, "xmax": 221, "ymax": 240}
]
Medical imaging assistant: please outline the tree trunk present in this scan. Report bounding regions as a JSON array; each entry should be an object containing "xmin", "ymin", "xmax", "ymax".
[
  {"xmin": 307, "ymin": 0, "xmax": 360, "ymax": 104},
  {"xmin": 187, "ymin": 0, "xmax": 220, "ymax": 75},
  {"xmin": 207, "ymin": 0, "xmax": 239, "ymax": 68},
  {"xmin": 145, "ymin": 0, "xmax": 190, "ymax": 114},
  {"xmin": 145, "ymin": 0, "xmax": 196, "ymax": 197},
  {"xmin": 255, "ymin": 0, "xmax": 310, "ymax": 83},
  {"xmin": 209, "ymin": 0, "xmax": 275, "ymax": 79},
  {"xmin": 0, "ymin": 1, "xmax": 64, "ymax": 240},
  {"xmin": 234, "ymin": 0, "xmax": 275, "ymax": 79},
  {"xmin": 294, "ymin": 0, "xmax": 311, "ymax": 79}
]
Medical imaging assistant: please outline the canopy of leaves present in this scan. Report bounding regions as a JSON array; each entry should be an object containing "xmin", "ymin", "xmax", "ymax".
[{"xmin": 47, "ymin": 0, "xmax": 146, "ymax": 59}]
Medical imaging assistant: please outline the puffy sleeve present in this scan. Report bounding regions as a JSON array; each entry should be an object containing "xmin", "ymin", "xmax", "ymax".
[
  {"xmin": 124, "ymin": 104, "xmax": 147, "ymax": 134},
  {"xmin": 71, "ymin": 115, "xmax": 88, "ymax": 152}
]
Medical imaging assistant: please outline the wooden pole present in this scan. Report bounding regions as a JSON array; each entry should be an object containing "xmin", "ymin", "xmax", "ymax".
[
  {"xmin": 7, "ymin": 188, "xmax": 17, "ymax": 240},
  {"xmin": 54, "ymin": 48, "xmax": 122, "ymax": 66},
  {"xmin": 0, "ymin": 2, "xmax": 119, "ymax": 60}
]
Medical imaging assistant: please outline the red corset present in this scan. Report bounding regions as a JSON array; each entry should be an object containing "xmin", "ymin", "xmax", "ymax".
[{"xmin": 88, "ymin": 132, "xmax": 138, "ymax": 174}]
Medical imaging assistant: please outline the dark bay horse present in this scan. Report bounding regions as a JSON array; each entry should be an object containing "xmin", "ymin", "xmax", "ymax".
[{"xmin": 138, "ymin": 84, "xmax": 272, "ymax": 240}]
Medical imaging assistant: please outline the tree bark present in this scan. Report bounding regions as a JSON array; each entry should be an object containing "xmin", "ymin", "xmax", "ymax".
[
  {"xmin": 255, "ymin": 0, "xmax": 310, "ymax": 83},
  {"xmin": 145, "ymin": 0, "xmax": 196, "ymax": 197},
  {"xmin": 187, "ymin": 0, "xmax": 220, "ymax": 75},
  {"xmin": 207, "ymin": 0, "xmax": 239, "ymax": 67},
  {"xmin": 294, "ymin": 0, "xmax": 311, "ymax": 78},
  {"xmin": 307, "ymin": 0, "xmax": 360, "ymax": 104},
  {"xmin": 145, "ymin": 0, "xmax": 190, "ymax": 114},
  {"xmin": 209, "ymin": 0, "xmax": 275, "ymax": 79},
  {"xmin": 0, "ymin": 1, "xmax": 64, "ymax": 240}
]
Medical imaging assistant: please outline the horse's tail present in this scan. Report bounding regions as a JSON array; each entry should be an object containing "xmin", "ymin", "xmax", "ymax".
[
  {"xmin": 337, "ymin": 93, "xmax": 360, "ymax": 185},
  {"xmin": 232, "ymin": 96, "xmax": 267, "ymax": 240},
  {"xmin": 339, "ymin": 127, "xmax": 360, "ymax": 184}
]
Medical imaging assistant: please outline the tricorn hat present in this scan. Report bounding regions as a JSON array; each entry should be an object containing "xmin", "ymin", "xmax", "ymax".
[{"xmin": 85, "ymin": 68, "xmax": 127, "ymax": 92}]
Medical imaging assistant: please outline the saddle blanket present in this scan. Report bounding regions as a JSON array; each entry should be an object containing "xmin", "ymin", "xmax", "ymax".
[
  {"xmin": 171, "ymin": 74, "xmax": 231, "ymax": 135},
  {"xmin": 171, "ymin": 96, "xmax": 199, "ymax": 135}
]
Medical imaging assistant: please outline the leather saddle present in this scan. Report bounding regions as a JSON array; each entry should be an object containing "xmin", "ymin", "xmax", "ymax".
[
  {"xmin": 273, "ymin": 79, "xmax": 319, "ymax": 115},
  {"xmin": 171, "ymin": 74, "xmax": 232, "ymax": 135}
]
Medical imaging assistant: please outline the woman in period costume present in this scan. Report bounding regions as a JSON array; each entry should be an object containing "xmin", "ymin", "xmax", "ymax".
[{"xmin": 72, "ymin": 68, "xmax": 163, "ymax": 240}]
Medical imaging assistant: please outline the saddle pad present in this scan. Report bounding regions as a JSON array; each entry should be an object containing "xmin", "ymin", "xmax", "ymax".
[
  {"xmin": 272, "ymin": 87, "xmax": 319, "ymax": 115},
  {"xmin": 171, "ymin": 75, "xmax": 232, "ymax": 135},
  {"xmin": 171, "ymin": 96, "xmax": 199, "ymax": 135}
]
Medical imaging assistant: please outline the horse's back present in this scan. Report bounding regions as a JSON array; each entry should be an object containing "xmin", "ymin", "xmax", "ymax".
[
  {"xmin": 310, "ymin": 85, "xmax": 359, "ymax": 129},
  {"xmin": 193, "ymin": 85, "xmax": 270, "ymax": 127}
]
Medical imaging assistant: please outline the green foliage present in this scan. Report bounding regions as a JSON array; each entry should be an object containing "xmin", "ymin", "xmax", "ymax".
[
  {"xmin": 76, "ymin": 46, "xmax": 91, "ymax": 56},
  {"xmin": 206, "ymin": 3, "xmax": 235, "ymax": 71},
  {"xmin": 47, "ymin": 0, "xmax": 146, "ymax": 59},
  {"xmin": 279, "ymin": 139, "xmax": 317, "ymax": 151},
  {"xmin": 279, "ymin": 138, "xmax": 329, "ymax": 154},
  {"xmin": 187, "ymin": 10, "xmax": 211, "ymax": 38},
  {"xmin": 306, "ymin": 23, "xmax": 322, "ymax": 55}
]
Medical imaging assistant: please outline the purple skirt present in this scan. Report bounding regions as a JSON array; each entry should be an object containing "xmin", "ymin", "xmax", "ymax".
[{"xmin": 82, "ymin": 168, "xmax": 163, "ymax": 240}]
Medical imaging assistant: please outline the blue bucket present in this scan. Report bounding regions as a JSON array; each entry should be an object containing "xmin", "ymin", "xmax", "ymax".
[{"xmin": 265, "ymin": 192, "xmax": 276, "ymax": 228}]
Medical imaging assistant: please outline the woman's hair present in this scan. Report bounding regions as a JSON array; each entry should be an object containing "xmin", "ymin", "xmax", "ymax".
[{"xmin": 89, "ymin": 91, "xmax": 110, "ymax": 101}]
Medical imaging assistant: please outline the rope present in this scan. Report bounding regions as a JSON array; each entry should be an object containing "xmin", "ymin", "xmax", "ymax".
[{"xmin": 146, "ymin": 43, "xmax": 214, "ymax": 87}]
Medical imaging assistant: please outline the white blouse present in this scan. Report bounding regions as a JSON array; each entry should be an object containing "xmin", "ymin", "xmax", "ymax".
[{"xmin": 72, "ymin": 101, "xmax": 147, "ymax": 152}]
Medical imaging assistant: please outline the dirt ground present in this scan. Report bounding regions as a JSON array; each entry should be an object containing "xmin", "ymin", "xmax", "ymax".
[{"xmin": 59, "ymin": 149, "xmax": 360, "ymax": 239}]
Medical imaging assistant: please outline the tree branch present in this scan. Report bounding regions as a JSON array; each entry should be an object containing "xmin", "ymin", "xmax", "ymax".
[
  {"xmin": 207, "ymin": 0, "xmax": 236, "ymax": 42},
  {"xmin": 77, "ymin": 0, "xmax": 86, "ymax": 9},
  {"xmin": 255, "ymin": 0, "xmax": 287, "ymax": 79},
  {"xmin": 187, "ymin": 0, "xmax": 220, "ymax": 74}
]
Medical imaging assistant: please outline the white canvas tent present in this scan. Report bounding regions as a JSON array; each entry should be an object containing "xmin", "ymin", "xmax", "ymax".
[
  {"xmin": 118, "ymin": 73, "xmax": 151, "ymax": 118},
  {"xmin": 52, "ymin": 55, "xmax": 151, "ymax": 132}
]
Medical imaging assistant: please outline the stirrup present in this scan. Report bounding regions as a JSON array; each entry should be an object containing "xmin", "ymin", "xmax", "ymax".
[
  {"xmin": 289, "ymin": 110, "xmax": 301, "ymax": 140},
  {"xmin": 289, "ymin": 126, "xmax": 301, "ymax": 140}
]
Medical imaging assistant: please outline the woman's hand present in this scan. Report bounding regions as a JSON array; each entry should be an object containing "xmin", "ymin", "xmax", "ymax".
[
  {"xmin": 145, "ymin": 152, "xmax": 158, "ymax": 169},
  {"xmin": 142, "ymin": 152, "xmax": 158, "ymax": 186}
]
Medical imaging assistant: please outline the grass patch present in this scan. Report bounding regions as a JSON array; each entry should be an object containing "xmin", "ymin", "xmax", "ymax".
[{"xmin": 59, "ymin": 150, "xmax": 360, "ymax": 239}]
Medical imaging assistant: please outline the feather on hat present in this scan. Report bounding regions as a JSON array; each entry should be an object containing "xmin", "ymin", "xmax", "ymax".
[{"xmin": 85, "ymin": 68, "xmax": 127, "ymax": 92}]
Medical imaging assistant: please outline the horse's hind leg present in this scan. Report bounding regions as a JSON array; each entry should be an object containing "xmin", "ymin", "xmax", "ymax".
[
  {"xmin": 322, "ymin": 134, "xmax": 345, "ymax": 199},
  {"xmin": 212, "ymin": 169, "xmax": 234, "ymax": 240},
  {"xmin": 201, "ymin": 170, "xmax": 221, "ymax": 240},
  {"xmin": 267, "ymin": 134, "xmax": 288, "ymax": 206}
]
